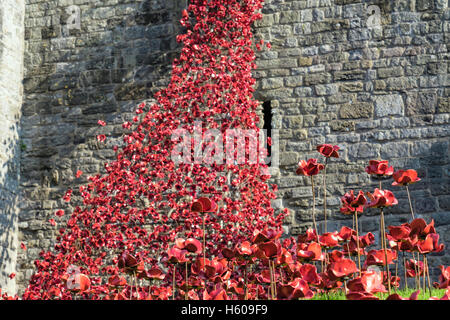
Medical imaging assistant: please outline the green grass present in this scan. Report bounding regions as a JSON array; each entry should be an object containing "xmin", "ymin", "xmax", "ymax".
[{"xmin": 310, "ymin": 288, "xmax": 447, "ymax": 300}]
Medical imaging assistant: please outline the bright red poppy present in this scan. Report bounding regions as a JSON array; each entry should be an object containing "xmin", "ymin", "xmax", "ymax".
[
  {"xmin": 365, "ymin": 249, "xmax": 397, "ymax": 266},
  {"xmin": 365, "ymin": 160, "xmax": 394, "ymax": 176},
  {"xmin": 327, "ymin": 258, "xmax": 358, "ymax": 280},
  {"xmin": 392, "ymin": 169, "xmax": 421, "ymax": 186},
  {"xmin": 296, "ymin": 159, "xmax": 325, "ymax": 176},
  {"xmin": 316, "ymin": 144, "xmax": 340, "ymax": 158},
  {"xmin": 297, "ymin": 242, "xmax": 323, "ymax": 261},
  {"xmin": 365, "ymin": 188, "xmax": 398, "ymax": 208},
  {"xmin": 319, "ymin": 232, "xmax": 342, "ymax": 248},
  {"xmin": 347, "ymin": 270, "xmax": 387, "ymax": 294},
  {"xmin": 416, "ymin": 233, "xmax": 444, "ymax": 254}
]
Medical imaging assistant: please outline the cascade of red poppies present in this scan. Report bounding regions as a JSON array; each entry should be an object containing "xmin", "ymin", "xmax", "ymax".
[{"xmin": 19, "ymin": 0, "xmax": 287, "ymax": 299}]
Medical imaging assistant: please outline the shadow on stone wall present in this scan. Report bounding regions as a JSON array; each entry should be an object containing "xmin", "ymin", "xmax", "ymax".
[{"xmin": 17, "ymin": 0, "xmax": 186, "ymax": 294}]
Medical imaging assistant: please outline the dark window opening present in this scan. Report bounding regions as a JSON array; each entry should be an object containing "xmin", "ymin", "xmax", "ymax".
[{"xmin": 263, "ymin": 101, "xmax": 272, "ymax": 161}]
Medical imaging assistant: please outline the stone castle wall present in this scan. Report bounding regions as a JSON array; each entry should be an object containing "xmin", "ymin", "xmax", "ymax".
[
  {"xmin": 253, "ymin": 0, "xmax": 449, "ymax": 277},
  {"xmin": 0, "ymin": 0, "xmax": 25, "ymax": 295},
  {"xmin": 0, "ymin": 0, "xmax": 447, "ymax": 295}
]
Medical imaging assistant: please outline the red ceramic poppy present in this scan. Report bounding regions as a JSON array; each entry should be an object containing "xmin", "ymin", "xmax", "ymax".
[
  {"xmin": 416, "ymin": 233, "xmax": 444, "ymax": 254},
  {"xmin": 297, "ymin": 242, "xmax": 323, "ymax": 261},
  {"xmin": 251, "ymin": 228, "xmax": 282, "ymax": 244},
  {"xmin": 167, "ymin": 246, "xmax": 188, "ymax": 264},
  {"xmin": 316, "ymin": 144, "xmax": 340, "ymax": 158},
  {"xmin": 338, "ymin": 226, "xmax": 356, "ymax": 241},
  {"xmin": 203, "ymin": 288, "xmax": 229, "ymax": 300},
  {"xmin": 295, "ymin": 159, "xmax": 325, "ymax": 176},
  {"xmin": 277, "ymin": 248, "xmax": 294, "ymax": 266},
  {"xmin": 386, "ymin": 290, "xmax": 420, "ymax": 300},
  {"xmin": 346, "ymin": 291, "xmax": 379, "ymax": 300},
  {"xmin": 351, "ymin": 271, "xmax": 386, "ymax": 293},
  {"xmin": 117, "ymin": 251, "xmax": 138, "ymax": 271},
  {"xmin": 409, "ymin": 218, "xmax": 436, "ymax": 238},
  {"xmin": 184, "ymin": 238, "xmax": 202, "ymax": 254},
  {"xmin": 365, "ymin": 249, "xmax": 397, "ymax": 266},
  {"xmin": 319, "ymin": 232, "xmax": 342, "ymax": 248},
  {"xmin": 190, "ymin": 197, "xmax": 217, "ymax": 213},
  {"xmin": 392, "ymin": 169, "xmax": 421, "ymax": 186},
  {"xmin": 433, "ymin": 266, "xmax": 450, "ymax": 289},
  {"xmin": 71, "ymin": 274, "xmax": 91, "ymax": 293},
  {"xmin": 365, "ymin": 188, "xmax": 398, "ymax": 208},
  {"xmin": 405, "ymin": 259, "xmax": 424, "ymax": 277},
  {"xmin": 327, "ymin": 258, "xmax": 358, "ymax": 280},
  {"xmin": 388, "ymin": 223, "xmax": 411, "ymax": 241},
  {"xmin": 108, "ymin": 275, "xmax": 127, "ymax": 287},
  {"xmin": 340, "ymin": 190, "xmax": 367, "ymax": 214},
  {"xmin": 299, "ymin": 264, "xmax": 321, "ymax": 285},
  {"xmin": 278, "ymin": 278, "xmax": 313, "ymax": 300},
  {"xmin": 257, "ymin": 241, "xmax": 281, "ymax": 260},
  {"xmin": 365, "ymin": 160, "xmax": 394, "ymax": 176},
  {"xmin": 297, "ymin": 228, "xmax": 318, "ymax": 244}
]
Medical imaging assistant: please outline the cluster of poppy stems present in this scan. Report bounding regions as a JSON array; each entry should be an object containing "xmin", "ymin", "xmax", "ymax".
[{"xmin": 1, "ymin": 0, "xmax": 448, "ymax": 300}]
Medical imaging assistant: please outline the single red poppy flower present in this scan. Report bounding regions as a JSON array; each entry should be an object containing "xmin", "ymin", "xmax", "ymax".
[
  {"xmin": 416, "ymin": 233, "xmax": 444, "ymax": 254},
  {"xmin": 340, "ymin": 190, "xmax": 367, "ymax": 214},
  {"xmin": 365, "ymin": 160, "xmax": 394, "ymax": 176},
  {"xmin": 251, "ymin": 228, "xmax": 282, "ymax": 244},
  {"xmin": 405, "ymin": 259, "xmax": 425, "ymax": 277},
  {"xmin": 316, "ymin": 144, "xmax": 340, "ymax": 158},
  {"xmin": 409, "ymin": 218, "xmax": 436, "ymax": 238},
  {"xmin": 278, "ymin": 278, "xmax": 314, "ymax": 300},
  {"xmin": 327, "ymin": 258, "xmax": 358, "ymax": 280},
  {"xmin": 347, "ymin": 270, "xmax": 387, "ymax": 294},
  {"xmin": 296, "ymin": 159, "xmax": 325, "ymax": 176},
  {"xmin": 184, "ymin": 238, "xmax": 202, "ymax": 254},
  {"xmin": 365, "ymin": 249, "xmax": 397, "ymax": 266},
  {"xmin": 117, "ymin": 251, "xmax": 138, "ymax": 271},
  {"xmin": 365, "ymin": 188, "xmax": 398, "ymax": 208},
  {"xmin": 297, "ymin": 242, "xmax": 323, "ymax": 261},
  {"xmin": 297, "ymin": 227, "xmax": 318, "ymax": 244},
  {"xmin": 167, "ymin": 246, "xmax": 188, "ymax": 264},
  {"xmin": 388, "ymin": 224, "xmax": 411, "ymax": 241},
  {"xmin": 299, "ymin": 264, "xmax": 321, "ymax": 285},
  {"xmin": 433, "ymin": 266, "xmax": 450, "ymax": 289},
  {"xmin": 108, "ymin": 275, "xmax": 127, "ymax": 287},
  {"xmin": 319, "ymin": 232, "xmax": 342, "ymax": 248},
  {"xmin": 191, "ymin": 197, "xmax": 217, "ymax": 213},
  {"xmin": 392, "ymin": 169, "xmax": 420, "ymax": 186}
]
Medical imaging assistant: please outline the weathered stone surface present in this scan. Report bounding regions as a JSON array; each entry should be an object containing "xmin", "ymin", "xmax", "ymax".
[
  {"xmin": 339, "ymin": 102, "xmax": 373, "ymax": 119},
  {"xmin": 374, "ymin": 94, "xmax": 405, "ymax": 117}
]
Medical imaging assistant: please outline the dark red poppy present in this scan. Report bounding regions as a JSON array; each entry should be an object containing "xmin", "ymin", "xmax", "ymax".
[
  {"xmin": 405, "ymin": 258, "xmax": 425, "ymax": 277},
  {"xmin": 277, "ymin": 248, "xmax": 294, "ymax": 266},
  {"xmin": 184, "ymin": 238, "xmax": 202, "ymax": 254},
  {"xmin": 392, "ymin": 169, "xmax": 420, "ymax": 186},
  {"xmin": 117, "ymin": 251, "xmax": 138, "ymax": 271},
  {"xmin": 316, "ymin": 144, "xmax": 340, "ymax": 158},
  {"xmin": 365, "ymin": 160, "xmax": 394, "ymax": 176},
  {"xmin": 203, "ymin": 288, "xmax": 229, "ymax": 300},
  {"xmin": 108, "ymin": 275, "xmax": 127, "ymax": 287},
  {"xmin": 365, "ymin": 188, "xmax": 398, "ymax": 208},
  {"xmin": 340, "ymin": 190, "xmax": 366, "ymax": 214},
  {"xmin": 146, "ymin": 267, "xmax": 165, "ymax": 280},
  {"xmin": 297, "ymin": 228, "xmax": 318, "ymax": 244},
  {"xmin": 256, "ymin": 241, "xmax": 281, "ymax": 260},
  {"xmin": 409, "ymin": 218, "xmax": 436, "ymax": 238},
  {"xmin": 295, "ymin": 159, "xmax": 325, "ymax": 176},
  {"xmin": 278, "ymin": 278, "xmax": 314, "ymax": 300},
  {"xmin": 191, "ymin": 197, "xmax": 217, "ymax": 213}
]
